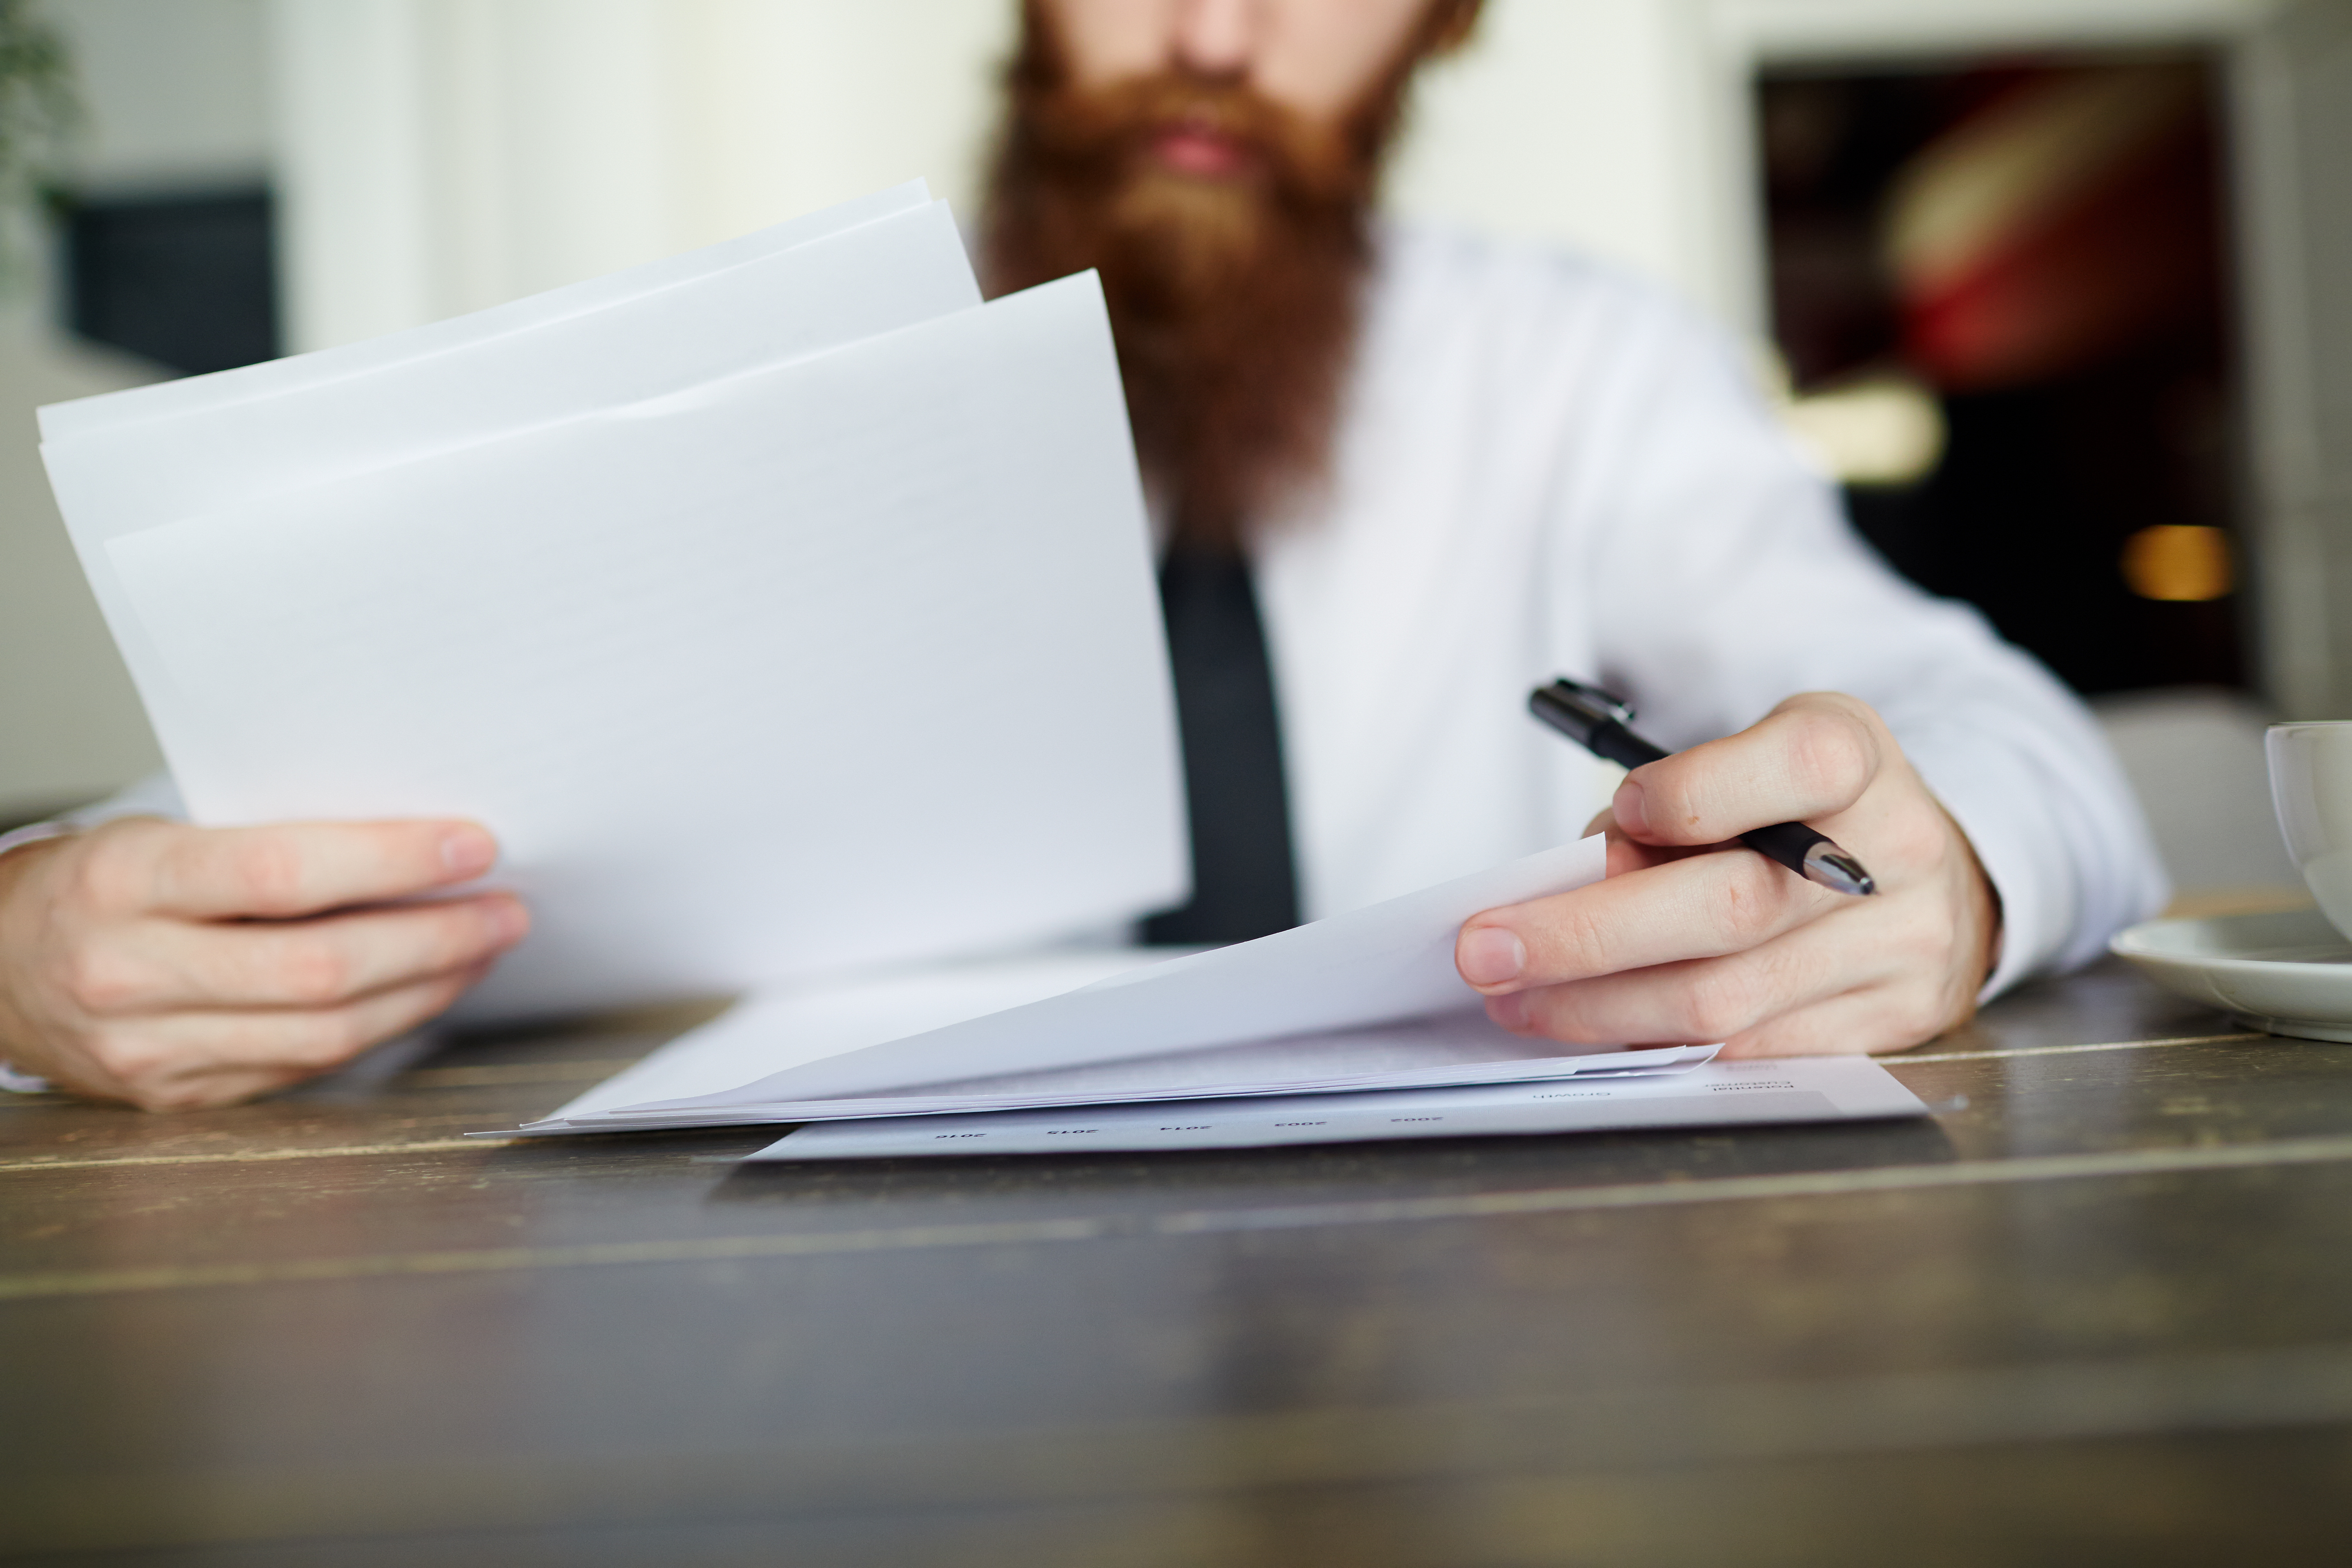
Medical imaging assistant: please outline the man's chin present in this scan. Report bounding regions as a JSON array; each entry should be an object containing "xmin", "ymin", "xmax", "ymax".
[{"xmin": 1109, "ymin": 175, "xmax": 1269, "ymax": 296}]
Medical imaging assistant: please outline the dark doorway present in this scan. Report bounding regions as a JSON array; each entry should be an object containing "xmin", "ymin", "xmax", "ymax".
[
  {"xmin": 60, "ymin": 186, "xmax": 280, "ymax": 376},
  {"xmin": 1756, "ymin": 54, "xmax": 2244, "ymax": 696}
]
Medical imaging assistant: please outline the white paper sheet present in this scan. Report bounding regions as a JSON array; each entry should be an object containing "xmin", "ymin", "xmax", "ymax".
[
  {"xmin": 37, "ymin": 180, "xmax": 934, "ymax": 443},
  {"xmin": 42, "ymin": 196, "xmax": 982, "ymax": 792},
  {"xmin": 748, "ymin": 1056, "xmax": 1931, "ymax": 1159},
  {"xmin": 43, "ymin": 199, "xmax": 977, "ymax": 543},
  {"xmin": 541, "ymin": 951, "xmax": 1178, "ymax": 1124},
  {"xmin": 600, "ymin": 833, "xmax": 1608, "ymax": 1115},
  {"xmin": 519, "ymin": 1005, "xmax": 1713, "ymax": 1133},
  {"xmin": 107, "ymin": 274, "xmax": 1185, "ymax": 1016}
]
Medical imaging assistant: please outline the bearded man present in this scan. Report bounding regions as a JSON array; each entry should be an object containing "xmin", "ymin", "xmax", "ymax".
[
  {"xmin": 0, "ymin": 0, "xmax": 2163, "ymax": 1109},
  {"xmin": 977, "ymin": 1, "xmax": 2161, "ymax": 1019}
]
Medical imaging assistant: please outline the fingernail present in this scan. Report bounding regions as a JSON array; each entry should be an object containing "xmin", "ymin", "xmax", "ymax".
[
  {"xmin": 1486, "ymin": 992, "xmax": 1530, "ymax": 1031},
  {"xmin": 1458, "ymin": 926, "xmax": 1526, "ymax": 987},
  {"xmin": 441, "ymin": 826, "xmax": 497, "ymax": 878},
  {"xmin": 489, "ymin": 899, "xmax": 530, "ymax": 944},
  {"xmin": 1614, "ymin": 778, "xmax": 1650, "ymax": 837}
]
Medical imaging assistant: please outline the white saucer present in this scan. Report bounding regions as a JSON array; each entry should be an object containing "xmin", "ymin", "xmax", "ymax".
[{"xmin": 2111, "ymin": 908, "xmax": 2352, "ymax": 1042}]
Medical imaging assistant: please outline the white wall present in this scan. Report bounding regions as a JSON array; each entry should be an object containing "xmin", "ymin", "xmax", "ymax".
[
  {"xmin": 56, "ymin": 0, "xmax": 271, "ymax": 192},
  {"xmin": 1390, "ymin": 0, "xmax": 1733, "ymax": 317},
  {"xmin": 0, "ymin": 0, "xmax": 275, "ymax": 819},
  {"xmin": 2232, "ymin": 0, "xmax": 2352, "ymax": 719},
  {"xmin": 272, "ymin": 0, "xmax": 1022, "ymax": 351},
  {"xmin": 0, "ymin": 323, "xmax": 165, "ymax": 819}
]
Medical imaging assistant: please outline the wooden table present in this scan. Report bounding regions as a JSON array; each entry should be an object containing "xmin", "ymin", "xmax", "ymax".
[{"xmin": 5, "ymin": 958, "xmax": 2350, "ymax": 1565}]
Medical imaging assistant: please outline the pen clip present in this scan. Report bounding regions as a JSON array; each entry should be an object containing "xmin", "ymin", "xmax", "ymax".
[{"xmin": 1541, "ymin": 677, "xmax": 1636, "ymax": 728}]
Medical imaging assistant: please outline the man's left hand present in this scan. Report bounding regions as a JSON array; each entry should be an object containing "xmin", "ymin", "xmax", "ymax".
[{"xmin": 1454, "ymin": 692, "xmax": 1999, "ymax": 1056}]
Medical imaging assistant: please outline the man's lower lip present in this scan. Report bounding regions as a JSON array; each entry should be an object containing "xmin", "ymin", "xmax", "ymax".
[{"xmin": 1151, "ymin": 130, "xmax": 1251, "ymax": 177}]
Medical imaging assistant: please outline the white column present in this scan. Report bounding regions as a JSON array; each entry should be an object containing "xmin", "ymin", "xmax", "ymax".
[
  {"xmin": 1388, "ymin": 0, "xmax": 1736, "ymax": 323},
  {"xmin": 667, "ymin": 0, "xmax": 1015, "ymax": 251},
  {"xmin": 267, "ymin": 0, "xmax": 1018, "ymax": 351},
  {"xmin": 2232, "ymin": 0, "xmax": 2352, "ymax": 716},
  {"xmin": 269, "ymin": 0, "xmax": 438, "ymax": 350}
]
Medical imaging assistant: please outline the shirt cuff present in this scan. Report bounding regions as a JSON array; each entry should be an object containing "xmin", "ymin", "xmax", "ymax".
[
  {"xmin": 1960, "ymin": 809, "xmax": 2058, "ymax": 1004},
  {"xmin": 1, "ymin": 775, "xmax": 186, "ymax": 1096},
  {"xmin": 61, "ymin": 772, "xmax": 187, "ymax": 831},
  {"xmin": 1903, "ymin": 745, "xmax": 2080, "ymax": 1004},
  {"xmin": 0, "ymin": 819, "xmax": 75, "ymax": 862},
  {"xmin": 0, "ymin": 824, "xmax": 74, "ymax": 1093}
]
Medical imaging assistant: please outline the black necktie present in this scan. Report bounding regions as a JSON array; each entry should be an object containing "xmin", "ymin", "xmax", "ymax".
[{"xmin": 1142, "ymin": 547, "xmax": 1303, "ymax": 945}]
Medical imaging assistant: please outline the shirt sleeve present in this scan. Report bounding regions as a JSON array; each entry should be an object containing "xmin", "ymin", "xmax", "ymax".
[
  {"xmin": 1569, "ymin": 287, "xmax": 2167, "ymax": 996},
  {"xmin": 0, "ymin": 773, "xmax": 187, "ymax": 1094}
]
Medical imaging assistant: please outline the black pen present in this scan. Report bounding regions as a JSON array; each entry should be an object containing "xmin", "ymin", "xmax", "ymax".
[{"xmin": 1528, "ymin": 677, "xmax": 1877, "ymax": 896}]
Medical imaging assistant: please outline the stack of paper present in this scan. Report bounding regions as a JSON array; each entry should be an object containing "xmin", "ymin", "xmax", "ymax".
[
  {"xmin": 499, "ymin": 833, "xmax": 1930, "ymax": 1155},
  {"xmin": 44, "ymin": 181, "xmax": 1932, "ymax": 1157},
  {"xmin": 40, "ymin": 183, "xmax": 1187, "ymax": 1018},
  {"xmin": 749, "ymin": 1059, "xmax": 1931, "ymax": 1160}
]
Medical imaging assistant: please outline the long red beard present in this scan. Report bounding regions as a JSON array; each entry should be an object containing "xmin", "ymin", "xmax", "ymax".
[{"xmin": 981, "ymin": 26, "xmax": 1422, "ymax": 551}]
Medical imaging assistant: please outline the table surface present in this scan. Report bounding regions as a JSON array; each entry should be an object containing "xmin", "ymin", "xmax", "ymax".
[{"xmin": 4, "ymin": 957, "xmax": 2350, "ymax": 1566}]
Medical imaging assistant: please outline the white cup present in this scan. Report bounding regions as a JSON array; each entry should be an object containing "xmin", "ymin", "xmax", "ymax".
[{"xmin": 2267, "ymin": 721, "xmax": 2352, "ymax": 938}]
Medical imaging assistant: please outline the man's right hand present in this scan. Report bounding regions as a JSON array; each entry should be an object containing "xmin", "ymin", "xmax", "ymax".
[{"xmin": 0, "ymin": 817, "xmax": 527, "ymax": 1111}]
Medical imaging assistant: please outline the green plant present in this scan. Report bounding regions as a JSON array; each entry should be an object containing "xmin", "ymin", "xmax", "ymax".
[{"xmin": 0, "ymin": 0, "xmax": 74, "ymax": 233}]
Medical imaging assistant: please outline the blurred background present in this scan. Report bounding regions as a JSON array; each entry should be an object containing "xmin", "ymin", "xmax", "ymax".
[{"xmin": 0, "ymin": 0, "xmax": 2345, "ymax": 910}]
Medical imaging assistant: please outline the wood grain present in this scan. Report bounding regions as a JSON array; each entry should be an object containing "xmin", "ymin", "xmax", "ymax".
[{"xmin": 4, "ymin": 958, "xmax": 2349, "ymax": 1564}]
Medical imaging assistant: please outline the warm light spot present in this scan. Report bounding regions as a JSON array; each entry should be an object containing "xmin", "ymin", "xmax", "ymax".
[
  {"xmin": 2121, "ymin": 524, "xmax": 2233, "ymax": 601},
  {"xmin": 1779, "ymin": 373, "xmax": 1948, "ymax": 487}
]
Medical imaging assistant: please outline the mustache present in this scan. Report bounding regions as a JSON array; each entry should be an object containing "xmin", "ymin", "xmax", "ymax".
[{"xmin": 1016, "ymin": 71, "xmax": 1370, "ymax": 205}]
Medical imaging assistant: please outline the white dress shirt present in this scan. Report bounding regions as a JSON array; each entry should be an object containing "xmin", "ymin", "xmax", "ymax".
[
  {"xmin": 0, "ymin": 221, "xmax": 2166, "ymax": 1091},
  {"xmin": 1251, "ymin": 221, "xmax": 2164, "ymax": 993}
]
